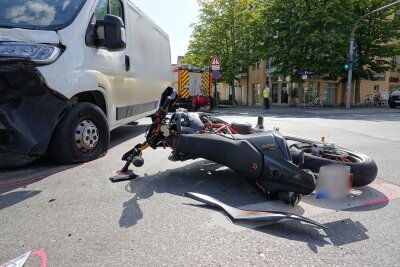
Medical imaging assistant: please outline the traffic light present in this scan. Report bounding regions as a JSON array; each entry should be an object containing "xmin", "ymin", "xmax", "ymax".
[
  {"xmin": 353, "ymin": 53, "xmax": 360, "ymax": 69},
  {"xmin": 343, "ymin": 60, "xmax": 350, "ymax": 71}
]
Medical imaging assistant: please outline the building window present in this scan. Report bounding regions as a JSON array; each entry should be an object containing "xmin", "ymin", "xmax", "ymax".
[
  {"xmin": 305, "ymin": 82, "xmax": 320, "ymax": 104},
  {"xmin": 373, "ymin": 85, "xmax": 379, "ymax": 92},
  {"xmin": 323, "ymin": 83, "xmax": 338, "ymax": 106}
]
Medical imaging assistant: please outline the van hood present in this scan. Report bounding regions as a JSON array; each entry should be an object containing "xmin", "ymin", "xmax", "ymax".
[{"xmin": 0, "ymin": 28, "xmax": 60, "ymax": 44}]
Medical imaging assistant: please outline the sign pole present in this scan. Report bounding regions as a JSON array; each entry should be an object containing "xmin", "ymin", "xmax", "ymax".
[
  {"xmin": 214, "ymin": 79, "xmax": 218, "ymax": 110},
  {"xmin": 210, "ymin": 55, "xmax": 221, "ymax": 110}
]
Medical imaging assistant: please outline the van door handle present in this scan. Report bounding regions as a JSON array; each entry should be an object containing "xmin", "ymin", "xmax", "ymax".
[{"xmin": 125, "ymin": 55, "xmax": 130, "ymax": 72}]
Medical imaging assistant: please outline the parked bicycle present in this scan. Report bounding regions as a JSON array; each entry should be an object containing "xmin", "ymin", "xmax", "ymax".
[
  {"xmin": 365, "ymin": 94, "xmax": 386, "ymax": 107},
  {"xmin": 306, "ymin": 95, "xmax": 324, "ymax": 107}
]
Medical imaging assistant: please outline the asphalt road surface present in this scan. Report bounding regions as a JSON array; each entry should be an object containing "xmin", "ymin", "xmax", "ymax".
[{"xmin": 1, "ymin": 107, "xmax": 400, "ymax": 266}]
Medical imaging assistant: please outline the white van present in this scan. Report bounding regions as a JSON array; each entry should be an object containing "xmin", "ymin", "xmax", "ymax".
[{"xmin": 0, "ymin": 0, "xmax": 172, "ymax": 168}]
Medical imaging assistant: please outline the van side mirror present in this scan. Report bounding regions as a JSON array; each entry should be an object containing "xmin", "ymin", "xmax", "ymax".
[{"xmin": 89, "ymin": 15, "xmax": 126, "ymax": 51}]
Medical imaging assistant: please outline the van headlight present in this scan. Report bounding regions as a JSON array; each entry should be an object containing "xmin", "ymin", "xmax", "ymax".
[{"xmin": 0, "ymin": 43, "xmax": 62, "ymax": 64}]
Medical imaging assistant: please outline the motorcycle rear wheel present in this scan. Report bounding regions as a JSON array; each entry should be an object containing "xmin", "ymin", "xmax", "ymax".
[{"xmin": 291, "ymin": 143, "xmax": 377, "ymax": 187}]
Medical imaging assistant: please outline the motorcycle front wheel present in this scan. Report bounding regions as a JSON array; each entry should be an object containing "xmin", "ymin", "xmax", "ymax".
[{"xmin": 290, "ymin": 143, "xmax": 378, "ymax": 187}]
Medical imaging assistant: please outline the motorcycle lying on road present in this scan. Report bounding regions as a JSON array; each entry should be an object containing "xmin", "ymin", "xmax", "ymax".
[{"xmin": 113, "ymin": 91, "xmax": 378, "ymax": 206}]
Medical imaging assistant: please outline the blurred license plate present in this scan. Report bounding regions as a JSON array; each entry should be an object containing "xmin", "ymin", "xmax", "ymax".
[{"xmin": 316, "ymin": 165, "xmax": 351, "ymax": 200}]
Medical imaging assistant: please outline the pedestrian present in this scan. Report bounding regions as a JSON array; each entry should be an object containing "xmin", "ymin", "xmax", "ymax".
[{"xmin": 263, "ymin": 84, "xmax": 270, "ymax": 110}]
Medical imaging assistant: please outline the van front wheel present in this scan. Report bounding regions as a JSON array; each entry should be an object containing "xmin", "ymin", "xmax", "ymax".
[{"xmin": 49, "ymin": 102, "xmax": 109, "ymax": 164}]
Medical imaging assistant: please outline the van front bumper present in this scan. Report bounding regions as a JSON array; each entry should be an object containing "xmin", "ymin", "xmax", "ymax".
[{"xmin": 0, "ymin": 63, "xmax": 66, "ymax": 168}]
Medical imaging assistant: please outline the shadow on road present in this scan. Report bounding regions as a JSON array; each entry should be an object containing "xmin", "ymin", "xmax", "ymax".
[
  {"xmin": 255, "ymin": 218, "xmax": 369, "ymax": 253},
  {"xmin": 0, "ymin": 190, "xmax": 41, "ymax": 211},
  {"xmin": 0, "ymin": 124, "xmax": 149, "ymax": 209},
  {"xmin": 119, "ymin": 160, "xmax": 264, "ymax": 228},
  {"xmin": 118, "ymin": 158, "xmax": 387, "ymax": 253}
]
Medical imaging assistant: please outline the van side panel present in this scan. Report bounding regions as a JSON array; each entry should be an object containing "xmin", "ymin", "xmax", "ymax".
[{"xmin": 39, "ymin": 0, "xmax": 171, "ymax": 129}]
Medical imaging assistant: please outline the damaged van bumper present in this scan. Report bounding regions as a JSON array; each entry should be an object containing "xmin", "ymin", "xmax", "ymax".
[{"xmin": 0, "ymin": 63, "xmax": 66, "ymax": 168}]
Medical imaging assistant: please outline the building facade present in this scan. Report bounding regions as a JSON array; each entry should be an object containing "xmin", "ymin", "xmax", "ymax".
[{"xmin": 217, "ymin": 58, "xmax": 400, "ymax": 107}]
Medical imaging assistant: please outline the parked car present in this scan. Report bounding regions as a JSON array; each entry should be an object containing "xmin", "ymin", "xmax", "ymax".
[
  {"xmin": 388, "ymin": 89, "xmax": 400, "ymax": 108},
  {"xmin": 0, "ymin": 0, "xmax": 172, "ymax": 168}
]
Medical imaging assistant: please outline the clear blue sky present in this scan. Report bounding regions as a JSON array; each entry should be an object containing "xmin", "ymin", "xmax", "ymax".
[{"xmin": 132, "ymin": 0, "xmax": 200, "ymax": 64}]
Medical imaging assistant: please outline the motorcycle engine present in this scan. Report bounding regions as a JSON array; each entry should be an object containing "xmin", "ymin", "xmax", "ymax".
[{"xmin": 311, "ymin": 143, "xmax": 325, "ymax": 157}]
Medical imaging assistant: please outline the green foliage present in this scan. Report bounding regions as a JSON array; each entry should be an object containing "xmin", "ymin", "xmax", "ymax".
[
  {"xmin": 187, "ymin": 0, "xmax": 400, "ymax": 90},
  {"xmin": 185, "ymin": 0, "xmax": 262, "ymax": 105},
  {"xmin": 352, "ymin": 0, "xmax": 400, "ymax": 80},
  {"xmin": 257, "ymin": 0, "xmax": 354, "ymax": 80}
]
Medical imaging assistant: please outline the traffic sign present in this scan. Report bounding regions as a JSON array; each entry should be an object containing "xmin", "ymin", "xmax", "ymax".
[
  {"xmin": 212, "ymin": 70, "xmax": 221, "ymax": 80},
  {"xmin": 298, "ymin": 70, "xmax": 315, "ymax": 76},
  {"xmin": 211, "ymin": 55, "xmax": 221, "ymax": 71}
]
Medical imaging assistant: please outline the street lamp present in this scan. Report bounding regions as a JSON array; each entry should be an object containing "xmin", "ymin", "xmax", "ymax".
[{"xmin": 346, "ymin": 0, "xmax": 400, "ymax": 109}]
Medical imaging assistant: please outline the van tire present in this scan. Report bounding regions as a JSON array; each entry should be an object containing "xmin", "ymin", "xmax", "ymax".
[{"xmin": 49, "ymin": 102, "xmax": 109, "ymax": 164}]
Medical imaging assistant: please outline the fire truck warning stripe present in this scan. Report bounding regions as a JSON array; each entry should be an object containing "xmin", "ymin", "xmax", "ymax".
[
  {"xmin": 181, "ymin": 89, "xmax": 189, "ymax": 98},
  {"xmin": 202, "ymin": 72, "xmax": 210, "ymax": 96},
  {"xmin": 181, "ymin": 71, "xmax": 189, "ymax": 86}
]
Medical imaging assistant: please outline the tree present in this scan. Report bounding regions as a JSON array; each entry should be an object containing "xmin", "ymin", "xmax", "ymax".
[
  {"xmin": 257, "ymin": 0, "xmax": 400, "ymax": 90},
  {"xmin": 257, "ymin": 0, "xmax": 354, "ymax": 80},
  {"xmin": 351, "ymin": 0, "xmax": 400, "ymax": 102},
  {"xmin": 185, "ymin": 0, "xmax": 262, "ymax": 106}
]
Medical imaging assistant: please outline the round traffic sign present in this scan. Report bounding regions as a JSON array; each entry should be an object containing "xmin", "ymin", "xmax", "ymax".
[{"xmin": 212, "ymin": 71, "xmax": 221, "ymax": 80}]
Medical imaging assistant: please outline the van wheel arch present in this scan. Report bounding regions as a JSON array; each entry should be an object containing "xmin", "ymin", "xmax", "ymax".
[{"xmin": 72, "ymin": 90, "xmax": 108, "ymax": 117}]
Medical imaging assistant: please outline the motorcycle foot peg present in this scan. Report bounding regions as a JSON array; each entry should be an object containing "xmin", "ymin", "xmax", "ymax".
[
  {"xmin": 132, "ymin": 156, "xmax": 144, "ymax": 167},
  {"xmin": 110, "ymin": 169, "xmax": 139, "ymax": 183}
]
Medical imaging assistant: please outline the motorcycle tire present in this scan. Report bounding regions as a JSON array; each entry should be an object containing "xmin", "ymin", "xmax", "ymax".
[{"xmin": 291, "ymin": 143, "xmax": 377, "ymax": 187}]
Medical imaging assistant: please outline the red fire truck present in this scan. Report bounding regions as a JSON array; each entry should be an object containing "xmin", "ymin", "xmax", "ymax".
[{"xmin": 171, "ymin": 65, "xmax": 212, "ymax": 110}]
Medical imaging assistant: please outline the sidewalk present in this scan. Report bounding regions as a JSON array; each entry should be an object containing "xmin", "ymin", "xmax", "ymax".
[{"xmin": 213, "ymin": 105, "xmax": 399, "ymax": 115}]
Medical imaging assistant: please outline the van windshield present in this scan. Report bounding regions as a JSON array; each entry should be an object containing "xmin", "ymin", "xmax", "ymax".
[{"xmin": 0, "ymin": 0, "xmax": 86, "ymax": 30}]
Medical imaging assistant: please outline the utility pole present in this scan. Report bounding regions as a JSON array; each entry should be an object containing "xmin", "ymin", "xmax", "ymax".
[{"xmin": 346, "ymin": 0, "xmax": 400, "ymax": 109}]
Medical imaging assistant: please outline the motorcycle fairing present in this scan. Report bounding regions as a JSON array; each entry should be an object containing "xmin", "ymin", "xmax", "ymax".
[
  {"xmin": 170, "ymin": 131, "xmax": 316, "ymax": 195},
  {"xmin": 170, "ymin": 133, "xmax": 264, "ymax": 179},
  {"xmin": 185, "ymin": 192, "xmax": 327, "ymax": 229}
]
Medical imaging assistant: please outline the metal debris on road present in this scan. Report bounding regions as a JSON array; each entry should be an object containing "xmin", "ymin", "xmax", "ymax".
[{"xmin": 185, "ymin": 192, "xmax": 327, "ymax": 229}]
